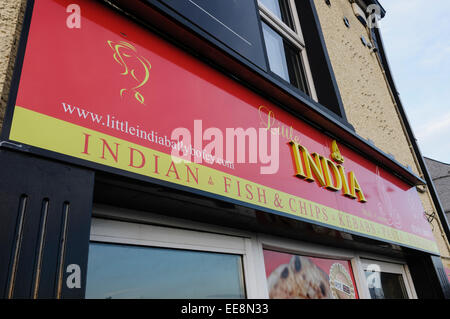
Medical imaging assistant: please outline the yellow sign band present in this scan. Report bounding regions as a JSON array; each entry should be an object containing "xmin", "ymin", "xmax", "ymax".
[{"xmin": 9, "ymin": 106, "xmax": 439, "ymax": 254}]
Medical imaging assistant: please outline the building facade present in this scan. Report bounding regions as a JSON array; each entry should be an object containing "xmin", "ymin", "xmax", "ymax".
[
  {"xmin": 425, "ymin": 157, "xmax": 450, "ymax": 222},
  {"xmin": 424, "ymin": 157, "xmax": 450, "ymax": 283},
  {"xmin": 0, "ymin": 0, "xmax": 449, "ymax": 299}
]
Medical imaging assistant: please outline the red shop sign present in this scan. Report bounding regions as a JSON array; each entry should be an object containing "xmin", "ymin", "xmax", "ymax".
[{"xmin": 5, "ymin": 0, "xmax": 438, "ymax": 253}]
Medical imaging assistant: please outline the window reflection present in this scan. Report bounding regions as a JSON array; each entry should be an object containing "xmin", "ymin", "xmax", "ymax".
[
  {"xmin": 86, "ymin": 242, "xmax": 246, "ymax": 299},
  {"xmin": 262, "ymin": 22, "xmax": 308, "ymax": 93},
  {"xmin": 364, "ymin": 270, "xmax": 408, "ymax": 299},
  {"xmin": 259, "ymin": 0, "xmax": 295, "ymax": 30}
]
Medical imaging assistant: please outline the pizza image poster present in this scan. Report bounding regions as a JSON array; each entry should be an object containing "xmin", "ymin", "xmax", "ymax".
[{"xmin": 263, "ymin": 250, "xmax": 359, "ymax": 299}]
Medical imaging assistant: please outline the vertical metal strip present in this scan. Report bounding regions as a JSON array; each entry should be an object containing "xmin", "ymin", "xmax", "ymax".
[
  {"xmin": 32, "ymin": 198, "xmax": 49, "ymax": 299},
  {"xmin": 7, "ymin": 195, "xmax": 28, "ymax": 299},
  {"xmin": 56, "ymin": 202, "xmax": 70, "ymax": 299}
]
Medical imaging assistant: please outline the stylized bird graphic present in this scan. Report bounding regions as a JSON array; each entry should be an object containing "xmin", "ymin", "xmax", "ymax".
[{"xmin": 107, "ymin": 40, "xmax": 151, "ymax": 105}]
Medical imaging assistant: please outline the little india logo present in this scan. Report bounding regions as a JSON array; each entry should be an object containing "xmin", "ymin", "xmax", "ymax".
[
  {"xmin": 107, "ymin": 40, "xmax": 151, "ymax": 105},
  {"xmin": 289, "ymin": 140, "xmax": 366, "ymax": 203}
]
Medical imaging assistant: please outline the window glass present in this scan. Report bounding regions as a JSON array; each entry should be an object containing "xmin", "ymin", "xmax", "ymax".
[
  {"xmin": 259, "ymin": 0, "xmax": 295, "ymax": 30},
  {"xmin": 262, "ymin": 22, "xmax": 308, "ymax": 93},
  {"xmin": 86, "ymin": 242, "xmax": 246, "ymax": 299},
  {"xmin": 364, "ymin": 270, "xmax": 408, "ymax": 299},
  {"xmin": 263, "ymin": 250, "xmax": 358, "ymax": 299}
]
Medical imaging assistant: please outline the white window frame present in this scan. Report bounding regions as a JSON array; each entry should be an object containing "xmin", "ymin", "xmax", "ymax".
[
  {"xmin": 250, "ymin": 233, "xmax": 418, "ymax": 299},
  {"xmin": 251, "ymin": 233, "xmax": 365, "ymax": 298},
  {"xmin": 89, "ymin": 205, "xmax": 262, "ymax": 299},
  {"xmin": 90, "ymin": 204, "xmax": 417, "ymax": 299},
  {"xmin": 258, "ymin": 0, "xmax": 318, "ymax": 101},
  {"xmin": 360, "ymin": 257, "xmax": 417, "ymax": 299}
]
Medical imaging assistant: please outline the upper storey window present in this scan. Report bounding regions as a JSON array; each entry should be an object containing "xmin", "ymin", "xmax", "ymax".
[{"xmin": 258, "ymin": 0, "xmax": 317, "ymax": 100}]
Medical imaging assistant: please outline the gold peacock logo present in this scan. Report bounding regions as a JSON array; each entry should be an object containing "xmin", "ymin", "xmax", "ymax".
[{"xmin": 107, "ymin": 40, "xmax": 151, "ymax": 105}]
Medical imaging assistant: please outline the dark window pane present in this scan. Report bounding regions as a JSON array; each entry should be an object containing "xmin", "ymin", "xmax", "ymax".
[
  {"xmin": 86, "ymin": 242, "xmax": 246, "ymax": 299},
  {"xmin": 262, "ymin": 22, "xmax": 309, "ymax": 94},
  {"xmin": 364, "ymin": 270, "xmax": 408, "ymax": 299},
  {"xmin": 260, "ymin": 0, "xmax": 295, "ymax": 30},
  {"xmin": 284, "ymin": 43, "xmax": 309, "ymax": 95}
]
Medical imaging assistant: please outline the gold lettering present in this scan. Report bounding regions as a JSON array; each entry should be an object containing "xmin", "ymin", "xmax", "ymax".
[
  {"xmin": 321, "ymin": 157, "xmax": 342, "ymax": 191},
  {"xmin": 289, "ymin": 141, "xmax": 366, "ymax": 203},
  {"xmin": 289, "ymin": 141, "xmax": 306, "ymax": 178},
  {"xmin": 331, "ymin": 140, "xmax": 345, "ymax": 164},
  {"xmin": 259, "ymin": 105, "xmax": 276, "ymax": 132},
  {"xmin": 338, "ymin": 165, "xmax": 355, "ymax": 199},
  {"xmin": 349, "ymin": 171, "xmax": 367, "ymax": 202},
  {"xmin": 299, "ymin": 145, "xmax": 326, "ymax": 186}
]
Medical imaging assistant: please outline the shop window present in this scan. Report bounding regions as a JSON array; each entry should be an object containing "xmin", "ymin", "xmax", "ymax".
[
  {"xmin": 361, "ymin": 259, "xmax": 416, "ymax": 299},
  {"xmin": 85, "ymin": 218, "xmax": 256, "ymax": 299},
  {"xmin": 85, "ymin": 209, "xmax": 418, "ymax": 299},
  {"xmin": 86, "ymin": 242, "xmax": 245, "ymax": 299},
  {"xmin": 262, "ymin": 249, "xmax": 358, "ymax": 299},
  {"xmin": 258, "ymin": 0, "xmax": 317, "ymax": 100}
]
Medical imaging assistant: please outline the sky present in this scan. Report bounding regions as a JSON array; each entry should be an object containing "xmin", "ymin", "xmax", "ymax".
[{"xmin": 378, "ymin": 0, "xmax": 450, "ymax": 164}]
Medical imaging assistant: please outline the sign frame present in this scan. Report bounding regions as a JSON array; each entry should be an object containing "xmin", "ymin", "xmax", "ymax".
[{"xmin": 0, "ymin": 0, "xmax": 438, "ymax": 255}]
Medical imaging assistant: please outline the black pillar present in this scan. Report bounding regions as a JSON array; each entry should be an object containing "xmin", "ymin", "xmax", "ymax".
[
  {"xmin": 408, "ymin": 253, "xmax": 450, "ymax": 299},
  {"xmin": 0, "ymin": 149, "xmax": 94, "ymax": 299}
]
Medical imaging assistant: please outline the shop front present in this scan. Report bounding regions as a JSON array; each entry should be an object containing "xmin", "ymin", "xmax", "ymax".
[{"xmin": 0, "ymin": 0, "xmax": 448, "ymax": 299}]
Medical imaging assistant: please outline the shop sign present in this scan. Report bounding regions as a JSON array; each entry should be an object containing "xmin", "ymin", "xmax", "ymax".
[{"xmin": 4, "ymin": 0, "xmax": 438, "ymax": 254}]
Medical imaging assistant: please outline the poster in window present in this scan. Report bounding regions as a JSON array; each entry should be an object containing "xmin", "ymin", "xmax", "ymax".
[{"xmin": 263, "ymin": 250, "xmax": 358, "ymax": 299}]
